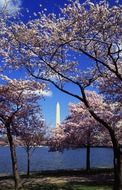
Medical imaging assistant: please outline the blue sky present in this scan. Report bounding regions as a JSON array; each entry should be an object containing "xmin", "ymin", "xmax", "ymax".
[{"xmin": 0, "ymin": 0, "xmax": 120, "ymax": 127}]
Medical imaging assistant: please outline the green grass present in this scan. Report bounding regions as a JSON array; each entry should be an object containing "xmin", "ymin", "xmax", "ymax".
[
  {"xmin": 23, "ymin": 183, "xmax": 112, "ymax": 190},
  {"xmin": 0, "ymin": 169, "xmax": 113, "ymax": 190},
  {"xmin": 0, "ymin": 182, "xmax": 112, "ymax": 190}
]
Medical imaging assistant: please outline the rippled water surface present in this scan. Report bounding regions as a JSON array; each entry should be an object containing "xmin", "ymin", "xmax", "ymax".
[{"xmin": 0, "ymin": 146, "xmax": 113, "ymax": 174}]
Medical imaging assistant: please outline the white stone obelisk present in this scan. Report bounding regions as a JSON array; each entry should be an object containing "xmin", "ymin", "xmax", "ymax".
[{"xmin": 56, "ymin": 102, "xmax": 60, "ymax": 128}]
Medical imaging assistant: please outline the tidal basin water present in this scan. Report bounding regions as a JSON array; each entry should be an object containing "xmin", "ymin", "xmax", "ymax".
[{"xmin": 0, "ymin": 146, "xmax": 113, "ymax": 174}]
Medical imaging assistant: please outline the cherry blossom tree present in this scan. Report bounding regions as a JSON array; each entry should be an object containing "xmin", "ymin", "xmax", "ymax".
[
  {"xmin": 0, "ymin": 1, "xmax": 122, "ymax": 189},
  {"xmin": 49, "ymin": 119, "xmax": 100, "ymax": 172},
  {"xmin": 16, "ymin": 108, "xmax": 46, "ymax": 176},
  {"xmin": 49, "ymin": 91, "xmax": 121, "ymax": 171},
  {"xmin": 0, "ymin": 79, "xmax": 45, "ymax": 190}
]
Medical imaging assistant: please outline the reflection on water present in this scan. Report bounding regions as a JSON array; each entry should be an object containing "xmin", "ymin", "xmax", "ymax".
[{"xmin": 0, "ymin": 146, "xmax": 113, "ymax": 174}]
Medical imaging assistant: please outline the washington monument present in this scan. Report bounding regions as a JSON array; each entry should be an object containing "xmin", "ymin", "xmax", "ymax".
[{"xmin": 56, "ymin": 102, "xmax": 60, "ymax": 128}]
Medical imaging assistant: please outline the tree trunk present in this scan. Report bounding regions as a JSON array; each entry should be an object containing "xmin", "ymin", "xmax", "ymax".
[
  {"xmin": 120, "ymin": 151, "xmax": 122, "ymax": 189},
  {"xmin": 82, "ymin": 102, "xmax": 121, "ymax": 190},
  {"xmin": 6, "ymin": 122, "xmax": 20, "ymax": 190},
  {"xmin": 86, "ymin": 145, "xmax": 90, "ymax": 172},
  {"xmin": 27, "ymin": 149, "xmax": 30, "ymax": 176},
  {"xmin": 113, "ymin": 147, "xmax": 121, "ymax": 190}
]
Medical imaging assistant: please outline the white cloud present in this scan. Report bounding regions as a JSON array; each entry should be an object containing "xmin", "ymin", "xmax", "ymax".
[
  {"xmin": 0, "ymin": 0, "xmax": 22, "ymax": 14},
  {"xmin": 23, "ymin": 89, "xmax": 53, "ymax": 97},
  {"xmin": 0, "ymin": 74, "xmax": 12, "ymax": 82},
  {"xmin": 37, "ymin": 90, "xmax": 53, "ymax": 97},
  {"xmin": 0, "ymin": 75, "xmax": 53, "ymax": 97},
  {"xmin": 41, "ymin": 90, "xmax": 53, "ymax": 97}
]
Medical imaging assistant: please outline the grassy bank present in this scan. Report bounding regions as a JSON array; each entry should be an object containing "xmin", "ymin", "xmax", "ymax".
[
  {"xmin": 0, "ymin": 182, "xmax": 112, "ymax": 190},
  {"xmin": 20, "ymin": 183, "xmax": 112, "ymax": 190},
  {"xmin": 0, "ymin": 169, "xmax": 113, "ymax": 190}
]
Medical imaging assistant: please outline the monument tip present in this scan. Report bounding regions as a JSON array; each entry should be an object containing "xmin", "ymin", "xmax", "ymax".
[{"xmin": 56, "ymin": 102, "xmax": 60, "ymax": 128}]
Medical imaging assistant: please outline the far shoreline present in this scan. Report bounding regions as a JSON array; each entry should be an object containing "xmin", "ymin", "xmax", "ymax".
[{"xmin": 0, "ymin": 145, "xmax": 114, "ymax": 148}]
